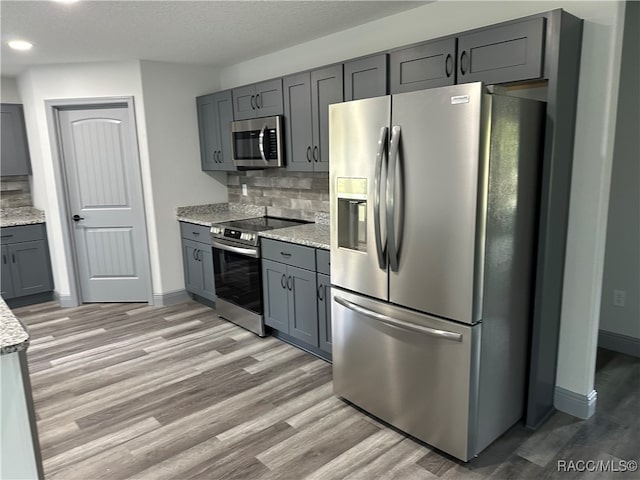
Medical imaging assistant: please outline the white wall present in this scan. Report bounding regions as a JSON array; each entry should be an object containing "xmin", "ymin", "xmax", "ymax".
[
  {"xmin": 599, "ymin": 0, "xmax": 640, "ymax": 340},
  {"xmin": 139, "ymin": 60, "xmax": 226, "ymax": 295},
  {"xmin": 1, "ymin": 76, "xmax": 21, "ymax": 103},
  {"xmin": 17, "ymin": 61, "xmax": 149, "ymax": 297},
  {"xmin": 218, "ymin": 1, "xmax": 626, "ymax": 410}
]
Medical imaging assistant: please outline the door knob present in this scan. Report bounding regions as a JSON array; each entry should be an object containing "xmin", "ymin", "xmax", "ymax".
[{"xmin": 72, "ymin": 214, "xmax": 85, "ymax": 222}]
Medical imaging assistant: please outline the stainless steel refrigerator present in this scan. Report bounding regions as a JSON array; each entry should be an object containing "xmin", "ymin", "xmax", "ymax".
[{"xmin": 329, "ymin": 82, "xmax": 545, "ymax": 461}]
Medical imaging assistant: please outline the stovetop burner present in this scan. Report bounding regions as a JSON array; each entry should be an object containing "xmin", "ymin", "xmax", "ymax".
[{"xmin": 211, "ymin": 217, "xmax": 308, "ymax": 247}]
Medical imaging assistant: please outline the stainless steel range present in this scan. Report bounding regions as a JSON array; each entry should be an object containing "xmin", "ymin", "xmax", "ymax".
[{"xmin": 210, "ymin": 216, "xmax": 306, "ymax": 336}]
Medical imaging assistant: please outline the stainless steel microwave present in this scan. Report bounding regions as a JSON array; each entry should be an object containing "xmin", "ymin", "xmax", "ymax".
[{"xmin": 231, "ymin": 115, "xmax": 284, "ymax": 168}]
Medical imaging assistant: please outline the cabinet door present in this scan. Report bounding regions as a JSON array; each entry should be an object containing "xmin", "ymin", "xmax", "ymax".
[
  {"xmin": 262, "ymin": 259, "xmax": 290, "ymax": 333},
  {"xmin": 288, "ymin": 265, "xmax": 318, "ymax": 347},
  {"xmin": 199, "ymin": 245, "xmax": 216, "ymax": 302},
  {"xmin": 457, "ymin": 18, "xmax": 545, "ymax": 85},
  {"xmin": 390, "ymin": 38, "xmax": 456, "ymax": 94},
  {"xmin": 283, "ymin": 73, "xmax": 314, "ymax": 172},
  {"xmin": 213, "ymin": 90, "xmax": 236, "ymax": 172},
  {"xmin": 344, "ymin": 54, "xmax": 388, "ymax": 101},
  {"xmin": 182, "ymin": 238, "xmax": 203, "ymax": 296},
  {"xmin": 317, "ymin": 273, "xmax": 332, "ymax": 354},
  {"xmin": 197, "ymin": 94, "xmax": 218, "ymax": 171},
  {"xmin": 254, "ymin": 79, "xmax": 283, "ymax": 117},
  {"xmin": 8, "ymin": 240, "xmax": 53, "ymax": 297},
  {"xmin": 1, "ymin": 104, "xmax": 32, "ymax": 176},
  {"xmin": 232, "ymin": 84, "xmax": 257, "ymax": 121},
  {"xmin": 311, "ymin": 65, "xmax": 343, "ymax": 172},
  {"xmin": 1, "ymin": 245, "xmax": 15, "ymax": 299}
]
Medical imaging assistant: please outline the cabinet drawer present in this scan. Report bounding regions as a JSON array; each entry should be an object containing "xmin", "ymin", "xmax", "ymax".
[
  {"xmin": 0, "ymin": 223, "xmax": 45, "ymax": 245},
  {"xmin": 316, "ymin": 249, "xmax": 331, "ymax": 275},
  {"xmin": 261, "ymin": 238, "xmax": 315, "ymax": 270},
  {"xmin": 180, "ymin": 222, "xmax": 211, "ymax": 244}
]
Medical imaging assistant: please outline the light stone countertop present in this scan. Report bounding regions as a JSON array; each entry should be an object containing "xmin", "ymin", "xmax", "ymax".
[
  {"xmin": 0, "ymin": 297, "xmax": 29, "ymax": 355},
  {"xmin": 259, "ymin": 223, "xmax": 330, "ymax": 250},
  {"xmin": 176, "ymin": 203, "xmax": 266, "ymax": 227},
  {"xmin": 0, "ymin": 207, "xmax": 45, "ymax": 228},
  {"xmin": 177, "ymin": 203, "xmax": 330, "ymax": 249}
]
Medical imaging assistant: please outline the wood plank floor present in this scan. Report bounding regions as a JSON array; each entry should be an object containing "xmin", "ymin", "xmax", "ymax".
[{"xmin": 14, "ymin": 300, "xmax": 639, "ymax": 479}]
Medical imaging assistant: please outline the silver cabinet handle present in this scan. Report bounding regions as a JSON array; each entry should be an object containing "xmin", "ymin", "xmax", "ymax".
[
  {"xmin": 211, "ymin": 240, "xmax": 259, "ymax": 258},
  {"xmin": 374, "ymin": 126, "xmax": 388, "ymax": 270},
  {"xmin": 334, "ymin": 296, "xmax": 462, "ymax": 342},
  {"xmin": 258, "ymin": 123, "xmax": 268, "ymax": 164},
  {"xmin": 387, "ymin": 125, "xmax": 401, "ymax": 272}
]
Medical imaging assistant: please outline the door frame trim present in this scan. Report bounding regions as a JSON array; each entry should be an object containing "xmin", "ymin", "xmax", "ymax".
[{"xmin": 45, "ymin": 96, "xmax": 153, "ymax": 306}]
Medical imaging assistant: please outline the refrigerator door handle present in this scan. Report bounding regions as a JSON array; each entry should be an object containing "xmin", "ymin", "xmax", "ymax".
[
  {"xmin": 334, "ymin": 296, "xmax": 462, "ymax": 342},
  {"xmin": 387, "ymin": 125, "xmax": 401, "ymax": 272},
  {"xmin": 373, "ymin": 126, "xmax": 388, "ymax": 269}
]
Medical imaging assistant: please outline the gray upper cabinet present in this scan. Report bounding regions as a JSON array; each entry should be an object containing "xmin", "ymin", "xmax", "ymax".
[
  {"xmin": 284, "ymin": 65, "xmax": 343, "ymax": 172},
  {"xmin": 390, "ymin": 38, "xmax": 456, "ymax": 94},
  {"xmin": 196, "ymin": 91, "xmax": 235, "ymax": 172},
  {"xmin": 344, "ymin": 54, "xmax": 388, "ymax": 101},
  {"xmin": 1, "ymin": 104, "xmax": 32, "ymax": 176},
  {"xmin": 311, "ymin": 65, "xmax": 343, "ymax": 172},
  {"xmin": 232, "ymin": 79, "xmax": 283, "ymax": 120},
  {"xmin": 457, "ymin": 17, "xmax": 546, "ymax": 85},
  {"xmin": 283, "ymin": 73, "xmax": 314, "ymax": 172},
  {"xmin": 1, "ymin": 224, "xmax": 53, "ymax": 301}
]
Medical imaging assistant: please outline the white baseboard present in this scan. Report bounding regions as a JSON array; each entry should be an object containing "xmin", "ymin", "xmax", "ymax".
[
  {"xmin": 152, "ymin": 290, "xmax": 190, "ymax": 306},
  {"xmin": 598, "ymin": 330, "xmax": 640, "ymax": 358},
  {"xmin": 554, "ymin": 387, "xmax": 597, "ymax": 419},
  {"xmin": 53, "ymin": 291, "xmax": 77, "ymax": 308}
]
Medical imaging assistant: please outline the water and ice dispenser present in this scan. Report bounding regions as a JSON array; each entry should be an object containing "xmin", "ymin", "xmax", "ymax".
[{"xmin": 336, "ymin": 178, "xmax": 368, "ymax": 252}]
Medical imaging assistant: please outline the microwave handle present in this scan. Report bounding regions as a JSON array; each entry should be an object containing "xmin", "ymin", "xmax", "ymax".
[{"xmin": 258, "ymin": 124, "xmax": 268, "ymax": 164}]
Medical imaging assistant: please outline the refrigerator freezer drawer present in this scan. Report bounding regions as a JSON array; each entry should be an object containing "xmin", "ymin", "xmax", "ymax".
[{"xmin": 331, "ymin": 287, "xmax": 480, "ymax": 461}]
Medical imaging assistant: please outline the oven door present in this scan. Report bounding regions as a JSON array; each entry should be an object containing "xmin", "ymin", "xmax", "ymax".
[{"xmin": 211, "ymin": 239, "xmax": 263, "ymax": 315}]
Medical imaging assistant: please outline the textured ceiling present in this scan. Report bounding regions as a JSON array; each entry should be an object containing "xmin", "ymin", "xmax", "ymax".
[{"xmin": 0, "ymin": 1, "xmax": 427, "ymax": 76}]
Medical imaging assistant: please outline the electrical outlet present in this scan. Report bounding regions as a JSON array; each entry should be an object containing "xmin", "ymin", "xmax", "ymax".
[
  {"xmin": 613, "ymin": 289, "xmax": 626, "ymax": 307},
  {"xmin": 242, "ymin": 184, "xmax": 248, "ymax": 196}
]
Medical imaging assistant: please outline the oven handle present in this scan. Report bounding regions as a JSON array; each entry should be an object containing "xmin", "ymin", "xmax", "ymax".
[{"xmin": 211, "ymin": 240, "xmax": 260, "ymax": 259}]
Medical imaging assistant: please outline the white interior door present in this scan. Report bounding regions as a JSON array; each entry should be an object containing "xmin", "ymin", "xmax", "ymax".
[{"xmin": 58, "ymin": 105, "xmax": 151, "ymax": 302}]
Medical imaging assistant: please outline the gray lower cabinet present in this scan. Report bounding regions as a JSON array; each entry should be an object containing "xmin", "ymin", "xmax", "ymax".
[
  {"xmin": 262, "ymin": 239, "xmax": 331, "ymax": 356},
  {"xmin": 457, "ymin": 17, "xmax": 546, "ymax": 85},
  {"xmin": 283, "ymin": 65, "xmax": 343, "ymax": 172},
  {"xmin": 1, "ymin": 104, "xmax": 32, "ymax": 176},
  {"xmin": 232, "ymin": 79, "xmax": 283, "ymax": 120},
  {"xmin": 0, "ymin": 224, "xmax": 53, "ymax": 301},
  {"xmin": 180, "ymin": 223, "xmax": 215, "ymax": 302},
  {"xmin": 262, "ymin": 259, "xmax": 318, "ymax": 346},
  {"xmin": 317, "ymin": 273, "xmax": 332, "ymax": 353},
  {"xmin": 196, "ymin": 91, "xmax": 235, "ymax": 172},
  {"xmin": 390, "ymin": 38, "xmax": 456, "ymax": 94}
]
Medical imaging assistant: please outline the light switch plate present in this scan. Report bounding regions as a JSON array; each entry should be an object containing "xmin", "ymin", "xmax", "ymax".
[{"xmin": 242, "ymin": 184, "xmax": 248, "ymax": 196}]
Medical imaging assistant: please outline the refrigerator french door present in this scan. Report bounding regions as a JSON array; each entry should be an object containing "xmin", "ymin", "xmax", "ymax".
[{"xmin": 329, "ymin": 82, "xmax": 545, "ymax": 461}]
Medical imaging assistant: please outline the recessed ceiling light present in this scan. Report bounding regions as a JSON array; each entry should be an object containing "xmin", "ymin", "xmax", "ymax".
[
  {"xmin": 52, "ymin": 0, "xmax": 80, "ymax": 3},
  {"xmin": 8, "ymin": 40, "xmax": 34, "ymax": 51}
]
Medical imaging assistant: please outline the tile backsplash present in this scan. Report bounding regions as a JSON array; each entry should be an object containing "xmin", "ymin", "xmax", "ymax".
[
  {"xmin": 227, "ymin": 170, "xmax": 329, "ymax": 222},
  {"xmin": 1, "ymin": 176, "xmax": 32, "ymax": 208}
]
